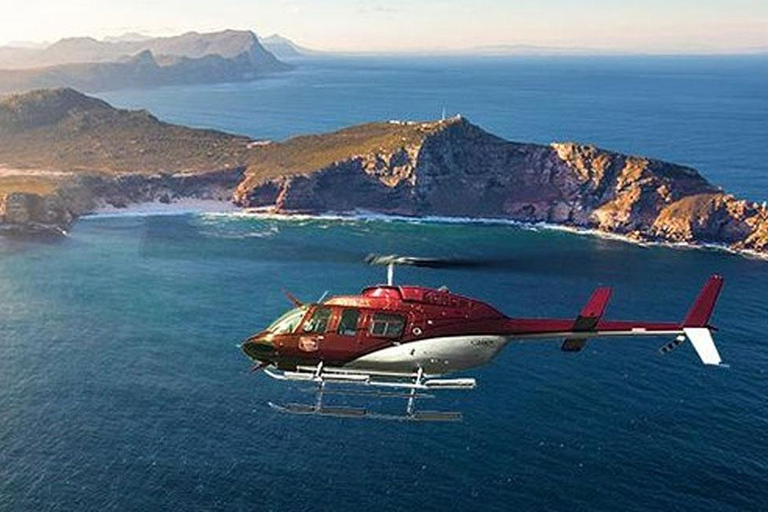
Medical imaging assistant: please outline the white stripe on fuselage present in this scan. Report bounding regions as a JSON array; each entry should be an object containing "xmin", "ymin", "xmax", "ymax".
[
  {"xmin": 344, "ymin": 329, "xmax": 684, "ymax": 374},
  {"xmin": 345, "ymin": 335, "xmax": 510, "ymax": 374}
]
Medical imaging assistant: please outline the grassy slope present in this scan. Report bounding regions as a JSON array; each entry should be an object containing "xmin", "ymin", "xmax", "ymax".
[
  {"xmin": 0, "ymin": 88, "xmax": 252, "ymax": 176},
  {"xmin": 244, "ymin": 120, "xmax": 446, "ymax": 181}
]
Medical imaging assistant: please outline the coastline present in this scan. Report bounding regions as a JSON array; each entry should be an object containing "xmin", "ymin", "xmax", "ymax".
[
  {"xmin": 7, "ymin": 192, "xmax": 767, "ymax": 262},
  {"xmin": 2, "ymin": 89, "xmax": 766, "ymax": 259},
  {"xmin": 147, "ymin": 207, "xmax": 768, "ymax": 261}
]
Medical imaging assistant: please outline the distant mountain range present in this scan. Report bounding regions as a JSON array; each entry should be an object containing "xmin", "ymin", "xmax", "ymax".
[
  {"xmin": 0, "ymin": 29, "xmax": 289, "ymax": 69},
  {"xmin": 2, "ymin": 29, "xmax": 763, "ymax": 94},
  {"xmin": 0, "ymin": 30, "xmax": 292, "ymax": 94}
]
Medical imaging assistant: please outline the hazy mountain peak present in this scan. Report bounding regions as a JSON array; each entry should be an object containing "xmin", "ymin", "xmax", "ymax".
[
  {"xmin": 259, "ymin": 33, "xmax": 313, "ymax": 59},
  {"xmin": 0, "ymin": 29, "xmax": 287, "ymax": 70},
  {"xmin": 0, "ymin": 87, "xmax": 112, "ymax": 132},
  {"xmin": 262, "ymin": 34, "xmax": 287, "ymax": 42},
  {"xmin": 126, "ymin": 49, "xmax": 158, "ymax": 65}
]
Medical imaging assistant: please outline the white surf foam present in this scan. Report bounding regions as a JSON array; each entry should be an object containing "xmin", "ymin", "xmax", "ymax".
[
  {"xmin": 84, "ymin": 199, "xmax": 239, "ymax": 219},
  {"xmin": 204, "ymin": 209, "xmax": 768, "ymax": 261}
]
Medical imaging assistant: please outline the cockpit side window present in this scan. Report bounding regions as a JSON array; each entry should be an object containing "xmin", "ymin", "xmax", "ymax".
[
  {"xmin": 369, "ymin": 313, "xmax": 406, "ymax": 339},
  {"xmin": 303, "ymin": 307, "xmax": 332, "ymax": 334},
  {"xmin": 337, "ymin": 309, "xmax": 361, "ymax": 336}
]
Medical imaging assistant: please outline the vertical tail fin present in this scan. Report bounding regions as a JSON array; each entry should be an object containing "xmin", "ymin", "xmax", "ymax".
[
  {"xmin": 682, "ymin": 275, "xmax": 725, "ymax": 366},
  {"xmin": 683, "ymin": 274, "xmax": 724, "ymax": 328}
]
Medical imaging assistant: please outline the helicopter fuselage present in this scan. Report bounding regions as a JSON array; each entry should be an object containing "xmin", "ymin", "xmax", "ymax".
[{"xmin": 241, "ymin": 282, "xmax": 716, "ymax": 375}]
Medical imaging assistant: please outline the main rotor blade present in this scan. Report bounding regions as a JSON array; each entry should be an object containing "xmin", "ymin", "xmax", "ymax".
[
  {"xmin": 283, "ymin": 289, "xmax": 303, "ymax": 307},
  {"xmin": 365, "ymin": 253, "xmax": 522, "ymax": 270}
]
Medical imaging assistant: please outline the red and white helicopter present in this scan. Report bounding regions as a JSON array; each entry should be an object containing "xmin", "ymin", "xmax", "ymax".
[{"xmin": 242, "ymin": 255, "xmax": 724, "ymax": 421}]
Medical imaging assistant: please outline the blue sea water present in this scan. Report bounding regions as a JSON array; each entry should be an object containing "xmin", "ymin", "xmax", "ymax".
[
  {"xmin": 100, "ymin": 56, "xmax": 768, "ymax": 202},
  {"xmin": 1, "ymin": 57, "xmax": 768, "ymax": 511}
]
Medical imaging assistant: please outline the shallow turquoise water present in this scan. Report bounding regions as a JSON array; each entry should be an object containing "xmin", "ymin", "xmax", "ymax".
[{"xmin": 1, "ymin": 214, "xmax": 767, "ymax": 511}]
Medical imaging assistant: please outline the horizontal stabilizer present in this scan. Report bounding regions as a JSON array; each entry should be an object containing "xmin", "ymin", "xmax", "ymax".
[{"xmin": 684, "ymin": 327, "xmax": 722, "ymax": 366}]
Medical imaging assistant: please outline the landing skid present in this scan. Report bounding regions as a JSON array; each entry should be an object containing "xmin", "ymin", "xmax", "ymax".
[
  {"xmin": 264, "ymin": 363, "xmax": 475, "ymax": 422},
  {"xmin": 267, "ymin": 402, "xmax": 463, "ymax": 422}
]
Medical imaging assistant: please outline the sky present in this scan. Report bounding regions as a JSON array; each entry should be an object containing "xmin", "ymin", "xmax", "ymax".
[{"xmin": 0, "ymin": 0, "xmax": 766, "ymax": 53}]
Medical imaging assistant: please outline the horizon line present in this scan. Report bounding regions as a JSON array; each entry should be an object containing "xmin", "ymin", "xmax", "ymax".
[{"xmin": 2, "ymin": 29, "xmax": 766, "ymax": 57}]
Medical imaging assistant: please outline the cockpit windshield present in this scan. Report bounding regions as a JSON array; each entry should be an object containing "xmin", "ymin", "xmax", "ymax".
[{"xmin": 266, "ymin": 306, "xmax": 308, "ymax": 335}]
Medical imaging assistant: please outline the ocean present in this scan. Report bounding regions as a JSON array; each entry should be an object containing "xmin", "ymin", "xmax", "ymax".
[{"xmin": 1, "ymin": 56, "xmax": 768, "ymax": 511}]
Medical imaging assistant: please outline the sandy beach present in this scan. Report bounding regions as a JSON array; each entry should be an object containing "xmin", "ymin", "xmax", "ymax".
[{"xmin": 85, "ymin": 198, "xmax": 240, "ymax": 218}]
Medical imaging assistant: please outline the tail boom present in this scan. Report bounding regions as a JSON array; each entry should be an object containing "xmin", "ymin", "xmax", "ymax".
[{"xmin": 502, "ymin": 275, "xmax": 725, "ymax": 366}]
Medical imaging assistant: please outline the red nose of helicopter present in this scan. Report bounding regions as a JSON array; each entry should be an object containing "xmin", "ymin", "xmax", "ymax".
[{"xmin": 241, "ymin": 332, "xmax": 277, "ymax": 365}]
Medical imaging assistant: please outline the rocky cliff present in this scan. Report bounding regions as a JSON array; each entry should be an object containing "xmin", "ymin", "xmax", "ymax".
[
  {"xmin": 1, "ymin": 88, "xmax": 766, "ymax": 256},
  {"xmin": 235, "ymin": 117, "xmax": 768, "ymax": 255}
]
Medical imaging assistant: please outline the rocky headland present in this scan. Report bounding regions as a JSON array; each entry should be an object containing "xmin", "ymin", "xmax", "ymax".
[{"xmin": 1, "ymin": 88, "xmax": 766, "ymax": 256}]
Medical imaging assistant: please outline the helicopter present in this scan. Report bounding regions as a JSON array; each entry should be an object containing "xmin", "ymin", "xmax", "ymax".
[{"xmin": 242, "ymin": 255, "xmax": 725, "ymax": 422}]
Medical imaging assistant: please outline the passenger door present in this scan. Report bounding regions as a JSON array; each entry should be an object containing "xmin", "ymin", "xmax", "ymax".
[{"xmin": 318, "ymin": 307, "xmax": 363, "ymax": 363}]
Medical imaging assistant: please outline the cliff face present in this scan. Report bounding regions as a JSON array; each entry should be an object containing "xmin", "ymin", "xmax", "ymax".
[
  {"xmin": 0, "ymin": 168, "xmax": 246, "ymax": 235},
  {"xmin": 235, "ymin": 117, "xmax": 768, "ymax": 254}
]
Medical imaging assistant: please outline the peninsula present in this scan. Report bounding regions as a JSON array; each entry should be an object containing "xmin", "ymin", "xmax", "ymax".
[{"xmin": 1, "ymin": 88, "xmax": 766, "ymax": 256}]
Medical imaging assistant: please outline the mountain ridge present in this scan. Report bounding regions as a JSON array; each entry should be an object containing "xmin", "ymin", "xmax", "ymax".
[
  {"xmin": 0, "ymin": 29, "xmax": 286, "ymax": 69},
  {"xmin": 0, "ymin": 30, "xmax": 291, "ymax": 93}
]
